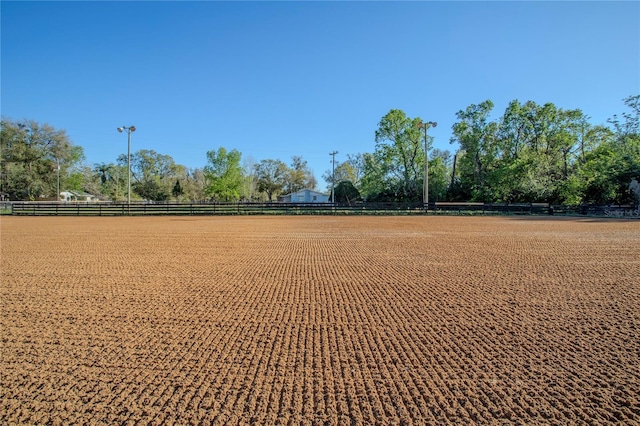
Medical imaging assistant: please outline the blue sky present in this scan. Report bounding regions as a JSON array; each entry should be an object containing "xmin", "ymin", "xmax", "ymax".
[{"xmin": 2, "ymin": 1, "xmax": 639, "ymax": 187}]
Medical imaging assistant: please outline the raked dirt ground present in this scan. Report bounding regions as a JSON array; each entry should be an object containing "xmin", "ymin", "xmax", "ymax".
[{"xmin": 1, "ymin": 216, "xmax": 639, "ymax": 425}]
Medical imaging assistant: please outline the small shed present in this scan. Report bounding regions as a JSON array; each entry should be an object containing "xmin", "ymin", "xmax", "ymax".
[{"xmin": 280, "ymin": 189, "xmax": 329, "ymax": 203}]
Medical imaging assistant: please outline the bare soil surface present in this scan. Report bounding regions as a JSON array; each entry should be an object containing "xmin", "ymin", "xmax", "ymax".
[{"xmin": 1, "ymin": 216, "xmax": 639, "ymax": 425}]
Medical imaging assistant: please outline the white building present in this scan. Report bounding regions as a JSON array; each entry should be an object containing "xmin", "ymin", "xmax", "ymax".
[
  {"xmin": 60, "ymin": 191, "xmax": 97, "ymax": 202},
  {"xmin": 280, "ymin": 189, "xmax": 329, "ymax": 203}
]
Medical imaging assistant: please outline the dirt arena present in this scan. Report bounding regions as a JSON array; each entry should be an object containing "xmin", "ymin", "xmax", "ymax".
[{"xmin": 1, "ymin": 216, "xmax": 639, "ymax": 425}]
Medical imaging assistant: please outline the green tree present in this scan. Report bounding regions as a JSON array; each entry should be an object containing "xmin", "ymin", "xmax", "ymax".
[
  {"xmin": 608, "ymin": 95, "xmax": 640, "ymax": 140},
  {"xmin": 450, "ymin": 99, "xmax": 605, "ymax": 204},
  {"xmin": 580, "ymin": 95, "xmax": 640, "ymax": 205},
  {"xmin": 374, "ymin": 109, "xmax": 426, "ymax": 201},
  {"xmin": 181, "ymin": 168, "xmax": 207, "ymax": 202},
  {"xmin": 80, "ymin": 165, "xmax": 104, "ymax": 197},
  {"xmin": 241, "ymin": 156, "xmax": 258, "ymax": 201},
  {"xmin": 117, "ymin": 149, "xmax": 182, "ymax": 201},
  {"xmin": 501, "ymin": 102, "xmax": 586, "ymax": 203},
  {"xmin": 172, "ymin": 179, "xmax": 183, "ymax": 199},
  {"xmin": 322, "ymin": 160, "xmax": 357, "ymax": 193},
  {"xmin": 450, "ymin": 100, "xmax": 499, "ymax": 201},
  {"xmin": 91, "ymin": 162, "xmax": 128, "ymax": 201},
  {"xmin": 1, "ymin": 118, "xmax": 84, "ymax": 200},
  {"xmin": 346, "ymin": 153, "xmax": 366, "ymax": 188},
  {"xmin": 428, "ymin": 152, "xmax": 451, "ymax": 202},
  {"xmin": 359, "ymin": 152, "xmax": 389, "ymax": 201},
  {"xmin": 135, "ymin": 179, "xmax": 169, "ymax": 202},
  {"xmin": 334, "ymin": 180, "xmax": 361, "ymax": 204},
  {"xmin": 254, "ymin": 159, "xmax": 288, "ymax": 201},
  {"xmin": 285, "ymin": 156, "xmax": 316, "ymax": 193},
  {"xmin": 204, "ymin": 147, "xmax": 244, "ymax": 202}
]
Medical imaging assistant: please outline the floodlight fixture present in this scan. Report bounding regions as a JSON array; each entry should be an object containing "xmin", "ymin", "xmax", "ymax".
[{"xmin": 418, "ymin": 121, "xmax": 437, "ymax": 129}]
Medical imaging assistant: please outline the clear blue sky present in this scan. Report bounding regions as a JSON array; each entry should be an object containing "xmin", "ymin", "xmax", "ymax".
[{"xmin": 2, "ymin": 1, "xmax": 639, "ymax": 187}]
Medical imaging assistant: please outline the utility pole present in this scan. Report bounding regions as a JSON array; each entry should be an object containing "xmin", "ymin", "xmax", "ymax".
[
  {"xmin": 450, "ymin": 152, "xmax": 457, "ymax": 189},
  {"xmin": 418, "ymin": 121, "xmax": 437, "ymax": 209},
  {"xmin": 329, "ymin": 151, "xmax": 338, "ymax": 204},
  {"xmin": 56, "ymin": 157, "xmax": 60, "ymax": 201},
  {"xmin": 117, "ymin": 126, "xmax": 136, "ymax": 213}
]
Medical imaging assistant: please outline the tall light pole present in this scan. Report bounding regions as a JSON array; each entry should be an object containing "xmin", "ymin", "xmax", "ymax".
[
  {"xmin": 117, "ymin": 126, "xmax": 136, "ymax": 205},
  {"xmin": 329, "ymin": 151, "xmax": 338, "ymax": 204},
  {"xmin": 418, "ymin": 121, "xmax": 437, "ymax": 209}
]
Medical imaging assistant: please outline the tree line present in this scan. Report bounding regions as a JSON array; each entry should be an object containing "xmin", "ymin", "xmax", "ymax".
[
  {"xmin": 0, "ymin": 124, "xmax": 318, "ymax": 202},
  {"xmin": 1, "ymin": 95, "xmax": 638, "ymax": 205}
]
